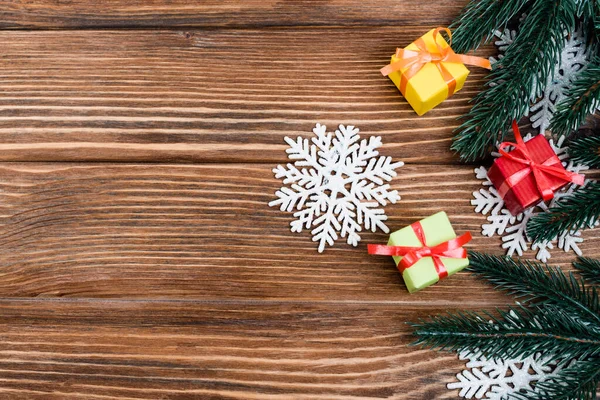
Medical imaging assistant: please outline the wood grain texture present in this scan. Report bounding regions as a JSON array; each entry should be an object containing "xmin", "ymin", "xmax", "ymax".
[
  {"xmin": 0, "ymin": 28, "xmax": 494, "ymax": 163},
  {"xmin": 0, "ymin": 299, "xmax": 474, "ymax": 399},
  {"xmin": 0, "ymin": 162, "xmax": 597, "ymax": 303},
  {"xmin": 2, "ymin": 2, "xmax": 598, "ymax": 397},
  {"xmin": 0, "ymin": 0, "xmax": 467, "ymax": 29}
]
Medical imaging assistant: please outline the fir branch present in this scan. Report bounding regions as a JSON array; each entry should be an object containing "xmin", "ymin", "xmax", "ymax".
[
  {"xmin": 449, "ymin": 0, "xmax": 531, "ymax": 53},
  {"xmin": 467, "ymin": 251, "xmax": 600, "ymax": 326},
  {"xmin": 575, "ymin": 257, "xmax": 600, "ymax": 285},
  {"xmin": 510, "ymin": 357, "xmax": 600, "ymax": 400},
  {"xmin": 550, "ymin": 56, "xmax": 600, "ymax": 137},
  {"xmin": 452, "ymin": 0, "xmax": 578, "ymax": 161},
  {"xmin": 569, "ymin": 136, "xmax": 600, "ymax": 168},
  {"xmin": 412, "ymin": 304, "xmax": 600, "ymax": 361},
  {"xmin": 413, "ymin": 252, "xmax": 600, "ymax": 398},
  {"xmin": 527, "ymin": 181, "xmax": 600, "ymax": 244}
]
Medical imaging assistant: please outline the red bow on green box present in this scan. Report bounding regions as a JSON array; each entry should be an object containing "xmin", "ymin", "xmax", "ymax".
[{"xmin": 368, "ymin": 221, "xmax": 472, "ymax": 279}]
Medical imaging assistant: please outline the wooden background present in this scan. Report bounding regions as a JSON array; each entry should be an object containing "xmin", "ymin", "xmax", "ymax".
[{"xmin": 0, "ymin": 1, "xmax": 598, "ymax": 398}]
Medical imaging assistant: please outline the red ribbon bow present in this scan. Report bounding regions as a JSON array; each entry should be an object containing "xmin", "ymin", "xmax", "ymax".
[
  {"xmin": 367, "ymin": 221, "xmax": 472, "ymax": 280},
  {"xmin": 380, "ymin": 27, "xmax": 492, "ymax": 97},
  {"xmin": 497, "ymin": 121, "xmax": 585, "ymax": 201}
]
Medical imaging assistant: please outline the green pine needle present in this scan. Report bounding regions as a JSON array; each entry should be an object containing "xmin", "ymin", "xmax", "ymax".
[
  {"xmin": 595, "ymin": 0, "xmax": 600, "ymax": 39},
  {"xmin": 451, "ymin": 0, "xmax": 578, "ymax": 161},
  {"xmin": 527, "ymin": 181, "xmax": 600, "ymax": 244},
  {"xmin": 550, "ymin": 56, "xmax": 600, "ymax": 137},
  {"xmin": 467, "ymin": 251, "xmax": 600, "ymax": 326},
  {"xmin": 412, "ymin": 304, "xmax": 600, "ymax": 361},
  {"xmin": 449, "ymin": 0, "xmax": 530, "ymax": 53},
  {"xmin": 569, "ymin": 136, "xmax": 600, "ymax": 168},
  {"xmin": 411, "ymin": 252, "xmax": 600, "ymax": 398},
  {"xmin": 575, "ymin": 257, "xmax": 600, "ymax": 285}
]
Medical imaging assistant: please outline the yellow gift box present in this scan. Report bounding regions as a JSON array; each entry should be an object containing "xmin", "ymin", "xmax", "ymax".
[{"xmin": 381, "ymin": 28, "xmax": 491, "ymax": 116}]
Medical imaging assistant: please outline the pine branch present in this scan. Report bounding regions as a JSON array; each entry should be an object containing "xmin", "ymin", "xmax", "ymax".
[
  {"xmin": 467, "ymin": 251, "xmax": 600, "ymax": 327},
  {"xmin": 412, "ymin": 304, "xmax": 600, "ymax": 361},
  {"xmin": 449, "ymin": 0, "xmax": 531, "ymax": 53},
  {"xmin": 527, "ymin": 181, "xmax": 600, "ymax": 244},
  {"xmin": 452, "ymin": 0, "xmax": 578, "ymax": 161},
  {"xmin": 412, "ymin": 252, "xmax": 600, "ymax": 398},
  {"xmin": 569, "ymin": 136, "xmax": 600, "ymax": 168},
  {"xmin": 510, "ymin": 357, "xmax": 600, "ymax": 400},
  {"xmin": 575, "ymin": 257, "xmax": 600, "ymax": 285},
  {"xmin": 550, "ymin": 56, "xmax": 600, "ymax": 137}
]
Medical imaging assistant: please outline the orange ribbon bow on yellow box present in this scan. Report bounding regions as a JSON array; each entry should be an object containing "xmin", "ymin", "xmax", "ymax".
[{"xmin": 381, "ymin": 27, "xmax": 492, "ymax": 115}]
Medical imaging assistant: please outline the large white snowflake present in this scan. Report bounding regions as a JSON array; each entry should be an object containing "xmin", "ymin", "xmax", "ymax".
[
  {"xmin": 491, "ymin": 25, "xmax": 599, "ymax": 133},
  {"xmin": 472, "ymin": 134, "xmax": 592, "ymax": 262},
  {"xmin": 269, "ymin": 124, "xmax": 404, "ymax": 253},
  {"xmin": 449, "ymin": 350, "xmax": 573, "ymax": 400}
]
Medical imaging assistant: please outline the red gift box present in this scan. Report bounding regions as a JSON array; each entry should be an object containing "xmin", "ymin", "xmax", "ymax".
[{"xmin": 487, "ymin": 121, "xmax": 585, "ymax": 216}]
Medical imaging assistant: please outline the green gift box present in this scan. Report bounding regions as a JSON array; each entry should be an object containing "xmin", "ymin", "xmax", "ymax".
[{"xmin": 368, "ymin": 212, "xmax": 471, "ymax": 293}]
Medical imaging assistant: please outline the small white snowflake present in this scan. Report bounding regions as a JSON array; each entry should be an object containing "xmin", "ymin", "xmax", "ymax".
[
  {"xmin": 269, "ymin": 124, "xmax": 404, "ymax": 253},
  {"xmin": 449, "ymin": 350, "xmax": 572, "ymax": 400},
  {"xmin": 489, "ymin": 28, "xmax": 517, "ymax": 65},
  {"xmin": 472, "ymin": 134, "xmax": 591, "ymax": 262},
  {"xmin": 530, "ymin": 27, "xmax": 593, "ymax": 133}
]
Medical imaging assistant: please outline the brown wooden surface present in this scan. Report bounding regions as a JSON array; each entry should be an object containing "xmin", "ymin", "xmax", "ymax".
[
  {"xmin": 0, "ymin": 1, "xmax": 463, "ymax": 29},
  {"xmin": 0, "ymin": 162, "xmax": 597, "ymax": 303},
  {"xmin": 0, "ymin": 28, "xmax": 493, "ymax": 164},
  {"xmin": 0, "ymin": 1, "xmax": 597, "ymax": 398},
  {"xmin": 0, "ymin": 300, "xmax": 466, "ymax": 399}
]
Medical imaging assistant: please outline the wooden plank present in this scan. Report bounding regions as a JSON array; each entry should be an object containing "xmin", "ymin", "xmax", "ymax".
[
  {"xmin": 0, "ymin": 28, "xmax": 494, "ymax": 163},
  {"xmin": 0, "ymin": 162, "xmax": 597, "ymax": 302},
  {"xmin": 0, "ymin": 0, "xmax": 467, "ymax": 29},
  {"xmin": 0, "ymin": 298, "xmax": 471, "ymax": 399}
]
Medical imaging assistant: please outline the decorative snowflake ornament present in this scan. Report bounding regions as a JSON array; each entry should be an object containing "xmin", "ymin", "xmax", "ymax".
[
  {"xmin": 269, "ymin": 124, "xmax": 404, "ymax": 253},
  {"xmin": 529, "ymin": 26, "xmax": 594, "ymax": 133},
  {"xmin": 491, "ymin": 25, "xmax": 599, "ymax": 133},
  {"xmin": 449, "ymin": 350, "xmax": 572, "ymax": 400},
  {"xmin": 472, "ymin": 134, "xmax": 592, "ymax": 262}
]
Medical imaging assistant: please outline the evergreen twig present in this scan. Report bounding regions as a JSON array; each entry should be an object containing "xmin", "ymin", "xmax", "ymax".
[
  {"xmin": 412, "ymin": 252, "xmax": 600, "ymax": 398},
  {"xmin": 412, "ymin": 304, "xmax": 600, "ymax": 360},
  {"xmin": 451, "ymin": 0, "xmax": 578, "ymax": 161},
  {"xmin": 575, "ymin": 257, "xmax": 600, "ymax": 285},
  {"xmin": 569, "ymin": 136, "xmax": 600, "ymax": 168},
  {"xmin": 467, "ymin": 251, "xmax": 600, "ymax": 326},
  {"xmin": 551, "ymin": 56, "xmax": 600, "ymax": 137},
  {"xmin": 526, "ymin": 181, "xmax": 600, "ymax": 244},
  {"xmin": 449, "ymin": 0, "xmax": 530, "ymax": 53}
]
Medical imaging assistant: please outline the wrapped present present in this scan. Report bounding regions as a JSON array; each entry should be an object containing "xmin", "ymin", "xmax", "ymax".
[
  {"xmin": 488, "ymin": 121, "xmax": 585, "ymax": 216},
  {"xmin": 380, "ymin": 27, "xmax": 491, "ymax": 116},
  {"xmin": 368, "ymin": 212, "xmax": 472, "ymax": 293}
]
